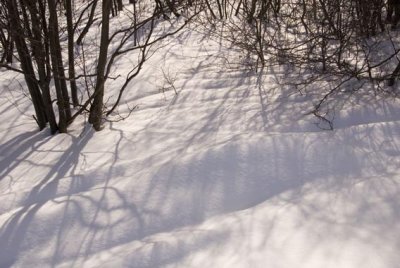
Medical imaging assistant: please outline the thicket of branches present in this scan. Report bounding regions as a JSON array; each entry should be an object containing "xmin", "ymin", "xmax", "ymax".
[
  {"xmin": 0, "ymin": 0, "xmax": 195, "ymax": 133},
  {"xmin": 199, "ymin": 0, "xmax": 400, "ymax": 128},
  {"xmin": 0, "ymin": 0, "xmax": 399, "ymax": 133}
]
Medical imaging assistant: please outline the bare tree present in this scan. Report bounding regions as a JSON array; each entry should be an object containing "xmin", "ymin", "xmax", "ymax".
[
  {"xmin": 5, "ymin": 0, "xmax": 47, "ymax": 130},
  {"xmin": 0, "ymin": 0, "xmax": 196, "ymax": 134},
  {"xmin": 88, "ymin": 0, "xmax": 110, "ymax": 131},
  {"xmin": 66, "ymin": 0, "xmax": 79, "ymax": 106},
  {"xmin": 48, "ymin": 0, "xmax": 71, "ymax": 133}
]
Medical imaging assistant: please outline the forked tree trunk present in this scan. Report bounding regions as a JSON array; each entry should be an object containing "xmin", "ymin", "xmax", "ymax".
[
  {"xmin": 48, "ymin": 0, "xmax": 71, "ymax": 132},
  {"xmin": 23, "ymin": 0, "xmax": 58, "ymax": 133}
]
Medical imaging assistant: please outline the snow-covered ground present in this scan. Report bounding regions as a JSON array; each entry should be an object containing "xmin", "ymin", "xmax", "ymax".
[{"xmin": 2, "ymin": 15, "xmax": 400, "ymax": 268}]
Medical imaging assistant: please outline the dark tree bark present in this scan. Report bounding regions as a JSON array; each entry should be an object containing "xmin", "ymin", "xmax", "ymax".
[
  {"xmin": 48, "ymin": 0, "xmax": 71, "ymax": 133},
  {"xmin": 89, "ymin": 0, "xmax": 110, "ymax": 131},
  {"xmin": 66, "ymin": 0, "xmax": 79, "ymax": 107},
  {"xmin": 76, "ymin": 0, "xmax": 98, "ymax": 46},
  {"xmin": 0, "ymin": 26, "xmax": 13, "ymax": 63},
  {"xmin": 117, "ymin": 0, "xmax": 123, "ymax": 11},
  {"xmin": 23, "ymin": 0, "xmax": 58, "ymax": 133},
  {"xmin": 0, "ymin": 4, "xmax": 13, "ymax": 63},
  {"xmin": 6, "ymin": 0, "xmax": 47, "ymax": 130}
]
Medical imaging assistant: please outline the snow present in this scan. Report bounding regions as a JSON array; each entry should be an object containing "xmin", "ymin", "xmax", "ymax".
[{"xmin": 2, "ymin": 12, "xmax": 400, "ymax": 268}]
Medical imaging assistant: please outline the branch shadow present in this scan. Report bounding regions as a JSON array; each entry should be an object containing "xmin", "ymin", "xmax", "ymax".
[{"xmin": 1, "ymin": 21, "xmax": 400, "ymax": 268}]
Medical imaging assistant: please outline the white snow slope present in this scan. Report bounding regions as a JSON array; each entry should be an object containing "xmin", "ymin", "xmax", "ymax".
[{"xmin": 2, "ymin": 19, "xmax": 400, "ymax": 268}]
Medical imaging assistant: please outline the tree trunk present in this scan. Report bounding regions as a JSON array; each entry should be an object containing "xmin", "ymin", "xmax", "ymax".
[
  {"xmin": 89, "ymin": 0, "xmax": 110, "ymax": 131},
  {"xmin": 117, "ymin": 0, "xmax": 123, "ymax": 11},
  {"xmin": 66, "ymin": 0, "xmax": 79, "ymax": 107},
  {"xmin": 23, "ymin": 0, "xmax": 58, "ymax": 133},
  {"xmin": 48, "ymin": 0, "xmax": 71, "ymax": 132},
  {"xmin": 6, "ymin": 0, "xmax": 47, "ymax": 130}
]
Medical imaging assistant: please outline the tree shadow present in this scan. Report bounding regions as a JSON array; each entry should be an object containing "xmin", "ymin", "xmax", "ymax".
[
  {"xmin": 2, "ymin": 22, "xmax": 400, "ymax": 268},
  {"xmin": 0, "ymin": 128, "xmax": 94, "ymax": 266}
]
